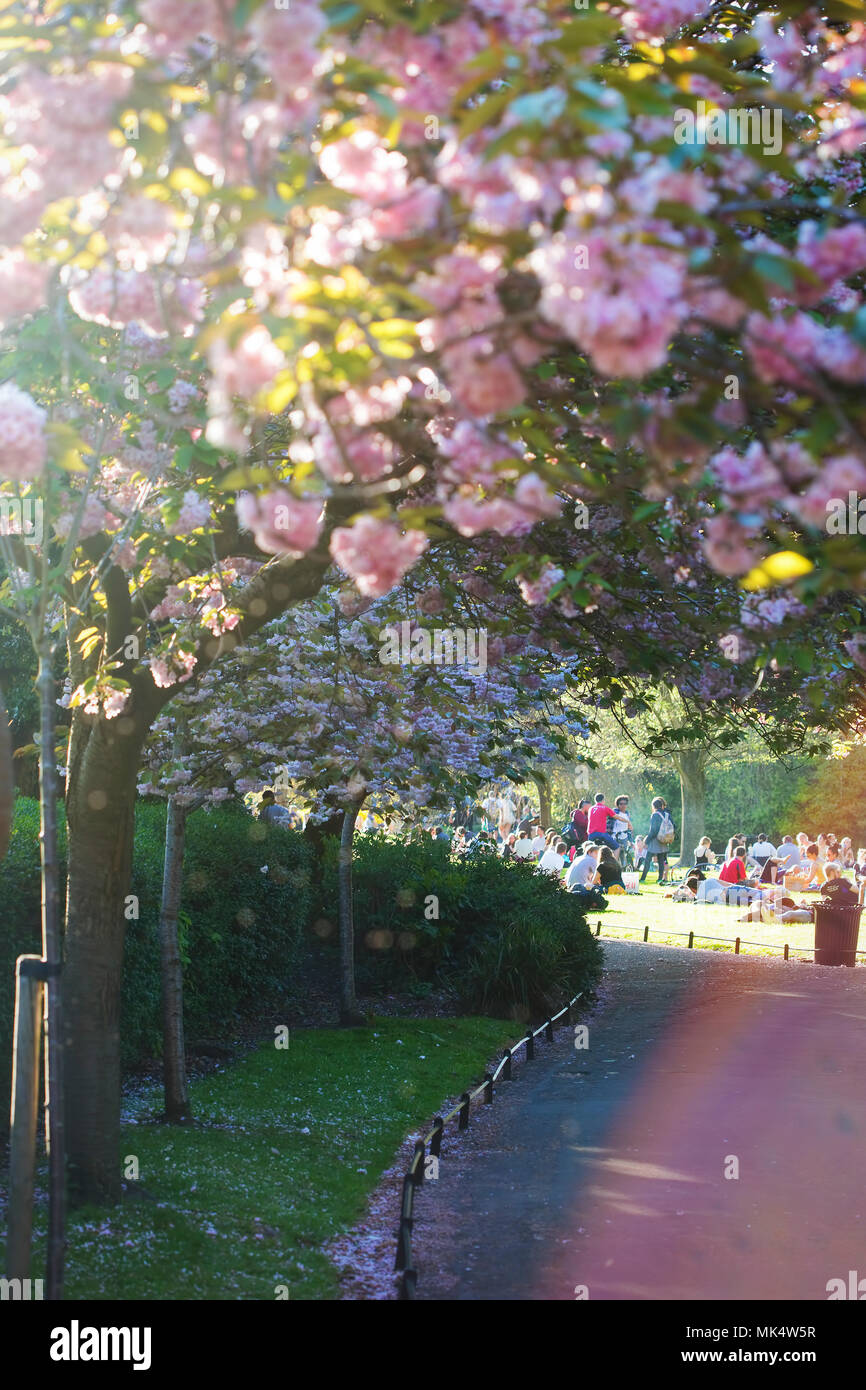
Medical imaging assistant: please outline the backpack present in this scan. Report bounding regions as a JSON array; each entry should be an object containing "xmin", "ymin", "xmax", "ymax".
[{"xmin": 657, "ymin": 811, "xmax": 676, "ymax": 846}]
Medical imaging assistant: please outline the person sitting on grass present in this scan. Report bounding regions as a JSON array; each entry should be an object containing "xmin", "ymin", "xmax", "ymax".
[
  {"xmin": 784, "ymin": 842, "xmax": 824, "ymax": 892},
  {"xmin": 538, "ymin": 838, "xmax": 568, "ymax": 875},
  {"xmin": 820, "ymin": 864, "xmax": 859, "ymax": 904},
  {"xmin": 694, "ymin": 837, "xmax": 715, "ymax": 870},
  {"xmin": 718, "ymin": 846, "xmax": 762, "ymax": 905},
  {"xmin": 596, "ymin": 845, "xmax": 625, "ymax": 892},
  {"xmin": 566, "ymin": 842, "xmax": 600, "ymax": 890},
  {"xmin": 855, "ymin": 848, "xmax": 866, "ymax": 885}
]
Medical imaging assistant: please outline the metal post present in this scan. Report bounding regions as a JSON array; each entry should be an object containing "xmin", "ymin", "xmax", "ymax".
[
  {"xmin": 784, "ymin": 943, "xmax": 789, "ymax": 961},
  {"xmin": 6, "ymin": 956, "xmax": 44, "ymax": 1281},
  {"xmin": 596, "ymin": 920, "xmax": 602, "ymax": 935},
  {"xmin": 430, "ymin": 1116, "xmax": 444, "ymax": 1157},
  {"xmin": 458, "ymin": 1092, "xmax": 471, "ymax": 1130},
  {"xmin": 643, "ymin": 925, "xmax": 649, "ymax": 942},
  {"xmin": 525, "ymin": 1029, "xmax": 535, "ymax": 1061},
  {"xmin": 734, "ymin": 936, "xmax": 740, "ymax": 955},
  {"xmin": 503, "ymin": 1048, "xmax": 512, "ymax": 1080},
  {"xmin": 545, "ymin": 1017, "xmax": 554, "ymax": 1043},
  {"xmin": 412, "ymin": 1139, "xmax": 425, "ymax": 1186},
  {"xmin": 688, "ymin": 930, "xmax": 694, "ymax": 949}
]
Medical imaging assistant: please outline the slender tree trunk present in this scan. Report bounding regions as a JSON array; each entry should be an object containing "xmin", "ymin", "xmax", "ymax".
[
  {"xmin": 673, "ymin": 748, "xmax": 708, "ymax": 866},
  {"xmin": 532, "ymin": 771, "xmax": 552, "ymax": 829},
  {"xmin": 338, "ymin": 801, "xmax": 365, "ymax": 1026},
  {"xmin": 159, "ymin": 795, "xmax": 192, "ymax": 1123},
  {"xmin": 0, "ymin": 683, "xmax": 13, "ymax": 863},
  {"xmin": 36, "ymin": 643, "xmax": 65, "ymax": 1297},
  {"xmin": 63, "ymin": 705, "xmax": 145, "ymax": 1206}
]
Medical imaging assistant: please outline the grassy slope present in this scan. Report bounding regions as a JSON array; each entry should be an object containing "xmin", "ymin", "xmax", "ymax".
[{"xmin": 7, "ymin": 1016, "xmax": 515, "ymax": 1301}]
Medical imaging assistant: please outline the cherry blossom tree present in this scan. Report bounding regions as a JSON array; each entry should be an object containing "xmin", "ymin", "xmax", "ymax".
[{"xmin": 0, "ymin": 0, "xmax": 864, "ymax": 1213}]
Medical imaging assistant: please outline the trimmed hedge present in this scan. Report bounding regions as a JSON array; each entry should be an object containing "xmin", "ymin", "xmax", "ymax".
[
  {"xmin": 1, "ymin": 798, "xmax": 312, "ymax": 1134},
  {"xmin": 315, "ymin": 833, "xmax": 603, "ymax": 1018}
]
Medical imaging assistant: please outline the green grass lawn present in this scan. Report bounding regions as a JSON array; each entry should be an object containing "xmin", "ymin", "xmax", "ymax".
[
  {"xmin": 6, "ymin": 1015, "xmax": 515, "ymax": 1301},
  {"xmin": 596, "ymin": 875, "xmax": 823, "ymax": 958}
]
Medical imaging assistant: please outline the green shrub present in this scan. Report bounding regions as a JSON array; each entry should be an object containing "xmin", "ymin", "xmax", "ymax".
[
  {"xmin": 0, "ymin": 797, "xmax": 313, "ymax": 1134},
  {"xmin": 314, "ymin": 834, "xmax": 603, "ymax": 1019}
]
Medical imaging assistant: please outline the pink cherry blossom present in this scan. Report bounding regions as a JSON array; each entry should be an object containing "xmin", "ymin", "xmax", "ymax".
[
  {"xmin": 236, "ymin": 490, "xmax": 324, "ymax": 556},
  {"xmin": 209, "ymin": 326, "xmax": 286, "ymax": 400},
  {"xmin": 0, "ymin": 253, "xmax": 49, "ymax": 326},
  {"xmin": 168, "ymin": 491, "xmax": 212, "ymax": 536},
  {"xmin": 318, "ymin": 131, "xmax": 408, "ymax": 203},
  {"xmin": 701, "ymin": 514, "xmax": 759, "ymax": 577},
  {"xmin": 329, "ymin": 517, "xmax": 428, "ymax": 596},
  {"xmin": 518, "ymin": 565, "xmax": 564, "ymax": 606},
  {"xmin": 0, "ymin": 382, "xmax": 47, "ymax": 480}
]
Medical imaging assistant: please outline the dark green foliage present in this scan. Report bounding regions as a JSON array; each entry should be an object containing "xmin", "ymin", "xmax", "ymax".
[
  {"xmin": 315, "ymin": 834, "xmax": 603, "ymax": 1018},
  {"xmin": 0, "ymin": 798, "xmax": 312, "ymax": 1135}
]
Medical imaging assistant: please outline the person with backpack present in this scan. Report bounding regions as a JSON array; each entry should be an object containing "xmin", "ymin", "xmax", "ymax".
[{"xmin": 640, "ymin": 797, "xmax": 675, "ymax": 884}]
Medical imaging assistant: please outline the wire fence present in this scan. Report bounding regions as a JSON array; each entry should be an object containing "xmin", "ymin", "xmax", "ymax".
[
  {"xmin": 395, "ymin": 989, "xmax": 584, "ymax": 1300},
  {"xmin": 594, "ymin": 919, "xmax": 866, "ymax": 961}
]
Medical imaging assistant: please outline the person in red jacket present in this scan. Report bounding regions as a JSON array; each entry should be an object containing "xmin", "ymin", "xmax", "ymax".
[
  {"xmin": 586, "ymin": 793, "xmax": 620, "ymax": 854},
  {"xmin": 571, "ymin": 799, "xmax": 590, "ymax": 840},
  {"xmin": 719, "ymin": 846, "xmax": 760, "ymax": 905}
]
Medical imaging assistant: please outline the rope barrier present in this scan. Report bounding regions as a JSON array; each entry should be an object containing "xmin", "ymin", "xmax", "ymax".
[{"xmin": 593, "ymin": 920, "xmax": 866, "ymax": 960}]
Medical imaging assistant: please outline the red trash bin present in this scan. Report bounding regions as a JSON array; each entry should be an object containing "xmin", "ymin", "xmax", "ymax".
[{"xmin": 812, "ymin": 901, "xmax": 863, "ymax": 967}]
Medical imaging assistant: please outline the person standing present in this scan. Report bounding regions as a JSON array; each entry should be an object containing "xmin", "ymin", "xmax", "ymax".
[
  {"xmin": 586, "ymin": 793, "xmax": 620, "ymax": 854},
  {"xmin": 640, "ymin": 797, "xmax": 675, "ymax": 885},
  {"xmin": 498, "ymin": 788, "xmax": 517, "ymax": 843},
  {"xmin": 571, "ymin": 799, "xmax": 590, "ymax": 842}
]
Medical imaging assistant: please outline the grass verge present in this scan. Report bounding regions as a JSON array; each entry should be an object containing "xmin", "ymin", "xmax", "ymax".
[{"xmin": 2, "ymin": 1015, "xmax": 515, "ymax": 1301}]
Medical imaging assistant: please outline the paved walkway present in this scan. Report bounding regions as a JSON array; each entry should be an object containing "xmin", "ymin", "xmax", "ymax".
[{"xmin": 413, "ymin": 941, "xmax": 866, "ymax": 1300}]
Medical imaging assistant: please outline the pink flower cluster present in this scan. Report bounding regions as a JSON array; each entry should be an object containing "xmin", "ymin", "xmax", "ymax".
[
  {"xmin": 531, "ymin": 228, "xmax": 686, "ymax": 378},
  {"xmin": 0, "ymin": 382, "xmax": 47, "ymax": 480},
  {"xmin": 150, "ymin": 648, "xmax": 197, "ymax": 689},
  {"xmin": 417, "ymin": 248, "xmax": 531, "ymax": 415},
  {"xmin": 312, "ymin": 426, "xmax": 397, "ymax": 485},
  {"xmin": 167, "ymin": 491, "xmax": 211, "ymax": 536},
  {"xmin": 0, "ymin": 65, "xmax": 133, "ymax": 202},
  {"xmin": 236, "ymin": 490, "xmax": 324, "ymax": 556},
  {"xmin": 794, "ymin": 222, "xmax": 866, "ymax": 305},
  {"xmin": 790, "ymin": 454, "xmax": 866, "ymax": 528},
  {"xmin": 250, "ymin": 1, "xmax": 328, "ymax": 95},
  {"xmin": 69, "ymin": 268, "xmax": 204, "ymax": 338},
  {"xmin": 623, "ymin": 0, "xmax": 708, "ymax": 42},
  {"xmin": 329, "ymin": 517, "xmax": 428, "ymax": 597},
  {"xmin": 517, "ymin": 565, "xmax": 564, "ymax": 606},
  {"xmin": 0, "ymin": 253, "xmax": 49, "ymax": 326},
  {"xmin": 746, "ymin": 311, "xmax": 866, "ymax": 387},
  {"xmin": 701, "ymin": 514, "xmax": 760, "ymax": 577},
  {"xmin": 53, "ymin": 495, "xmax": 118, "ymax": 541}
]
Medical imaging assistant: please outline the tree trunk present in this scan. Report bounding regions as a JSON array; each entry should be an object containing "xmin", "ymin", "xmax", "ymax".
[
  {"xmin": 159, "ymin": 795, "xmax": 192, "ymax": 1124},
  {"xmin": 63, "ymin": 705, "xmax": 146, "ymax": 1206},
  {"xmin": 673, "ymin": 748, "xmax": 708, "ymax": 867},
  {"xmin": 0, "ymin": 683, "xmax": 13, "ymax": 863},
  {"xmin": 338, "ymin": 802, "xmax": 365, "ymax": 1026},
  {"xmin": 532, "ymin": 771, "xmax": 552, "ymax": 829}
]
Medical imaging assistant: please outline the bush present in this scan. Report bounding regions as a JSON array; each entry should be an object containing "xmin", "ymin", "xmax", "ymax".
[
  {"xmin": 315, "ymin": 834, "xmax": 603, "ymax": 1019},
  {"xmin": 0, "ymin": 797, "xmax": 313, "ymax": 1134}
]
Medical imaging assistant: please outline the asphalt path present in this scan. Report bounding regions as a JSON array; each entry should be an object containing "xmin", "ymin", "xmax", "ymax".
[{"xmin": 412, "ymin": 940, "xmax": 866, "ymax": 1300}]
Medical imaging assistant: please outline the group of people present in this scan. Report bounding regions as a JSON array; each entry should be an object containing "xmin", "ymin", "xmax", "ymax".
[{"xmin": 664, "ymin": 829, "xmax": 864, "ymax": 922}]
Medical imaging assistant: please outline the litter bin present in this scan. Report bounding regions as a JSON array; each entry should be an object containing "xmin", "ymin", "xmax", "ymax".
[{"xmin": 812, "ymin": 901, "xmax": 863, "ymax": 967}]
